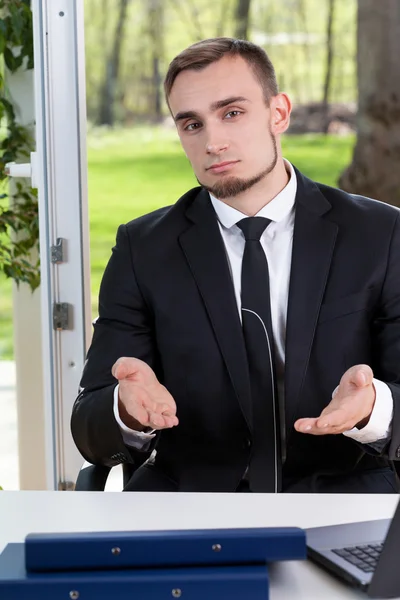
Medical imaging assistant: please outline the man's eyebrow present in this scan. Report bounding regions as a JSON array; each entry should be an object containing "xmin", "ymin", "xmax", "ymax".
[
  {"xmin": 174, "ymin": 110, "xmax": 200, "ymax": 123},
  {"xmin": 174, "ymin": 96, "xmax": 249, "ymax": 123},
  {"xmin": 210, "ymin": 96, "xmax": 249, "ymax": 111}
]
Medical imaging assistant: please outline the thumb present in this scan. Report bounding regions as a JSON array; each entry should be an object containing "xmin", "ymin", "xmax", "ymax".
[
  {"xmin": 344, "ymin": 364, "xmax": 374, "ymax": 390},
  {"xmin": 112, "ymin": 356, "xmax": 155, "ymax": 383}
]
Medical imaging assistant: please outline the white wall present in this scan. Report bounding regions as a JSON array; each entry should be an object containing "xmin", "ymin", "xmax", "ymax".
[{"xmin": 7, "ymin": 66, "xmax": 47, "ymax": 490}]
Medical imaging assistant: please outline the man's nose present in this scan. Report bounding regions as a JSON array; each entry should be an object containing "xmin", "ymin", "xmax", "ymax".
[{"xmin": 205, "ymin": 131, "xmax": 229, "ymax": 154}]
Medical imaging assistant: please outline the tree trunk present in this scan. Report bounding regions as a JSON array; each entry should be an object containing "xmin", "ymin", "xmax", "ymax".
[
  {"xmin": 148, "ymin": 0, "xmax": 164, "ymax": 122},
  {"xmin": 235, "ymin": 0, "xmax": 252, "ymax": 40},
  {"xmin": 322, "ymin": 0, "xmax": 335, "ymax": 133},
  {"xmin": 339, "ymin": 0, "xmax": 400, "ymax": 207},
  {"xmin": 296, "ymin": 0, "xmax": 314, "ymax": 101},
  {"xmin": 97, "ymin": 0, "xmax": 130, "ymax": 126},
  {"xmin": 169, "ymin": 0, "xmax": 204, "ymax": 41},
  {"xmin": 216, "ymin": 0, "xmax": 233, "ymax": 37}
]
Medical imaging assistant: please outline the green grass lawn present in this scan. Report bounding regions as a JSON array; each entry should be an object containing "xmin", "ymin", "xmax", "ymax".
[{"xmin": 0, "ymin": 128, "xmax": 354, "ymax": 359}]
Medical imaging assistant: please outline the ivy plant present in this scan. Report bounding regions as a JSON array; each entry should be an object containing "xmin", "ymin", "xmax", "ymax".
[{"xmin": 0, "ymin": 0, "xmax": 39, "ymax": 291}]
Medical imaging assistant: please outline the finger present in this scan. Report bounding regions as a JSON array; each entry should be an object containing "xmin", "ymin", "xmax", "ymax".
[
  {"xmin": 142, "ymin": 396, "xmax": 174, "ymax": 418},
  {"xmin": 298, "ymin": 424, "xmax": 351, "ymax": 436},
  {"xmin": 147, "ymin": 412, "xmax": 178, "ymax": 429},
  {"xmin": 148, "ymin": 412, "xmax": 166, "ymax": 428},
  {"xmin": 112, "ymin": 357, "xmax": 158, "ymax": 384},
  {"xmin": 342, "ymin": 364, "xmax": 373, "ymax": 389},
  {"xmin": 162, "ymin": 414, "xmax": 179, "ymax": 428},
  {"xmin": 295, "ymin": 419, "xmax": 339, "ymax": 435},
  {"xmin": 295, "ymin": 415, "xmax": 357, "ymax": 436},
  {"xmin": 353, "ymin": 366, "xmax": 373, "ymax": 388},
  {"xmin": 294, "ymin": 418, "xmax": 319, "ymax": 432},
  {"xmin": 112, "ymin": 357, "xmax": 134, "ymax": 380},
  {"xmin": 141, "ymin": 385, "xmax": 177, "ymax": 414},
  {"xmin": 153, "ymin": 402, "xmax": 177, "ymax": 416}
]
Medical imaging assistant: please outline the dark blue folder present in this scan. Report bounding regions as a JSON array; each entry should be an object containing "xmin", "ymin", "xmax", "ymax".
[
  {"xmin": 0, "ymin": 543, "xmax": 270, "ymax": 600},
  {"xmin": 25, "ymin": 527, "xmax": 306, "ymax": 572}
]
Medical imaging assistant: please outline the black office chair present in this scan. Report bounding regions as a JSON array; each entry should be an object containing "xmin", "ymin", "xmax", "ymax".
[{"xmin": 75, "ymin": 462, "xmax": 139, "ymax": 491}]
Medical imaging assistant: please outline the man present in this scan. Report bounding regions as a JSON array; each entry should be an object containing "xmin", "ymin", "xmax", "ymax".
[{"xmin": 71, "ymin": 38, "xmax": 400, "ymax": 493}]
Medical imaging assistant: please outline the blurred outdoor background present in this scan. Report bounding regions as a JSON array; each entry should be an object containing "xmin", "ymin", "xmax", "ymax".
[
  {"xmin": 0, "ymin": 0, "xmax": 360, "ymax": 360},
  {"xmin": 1, "ymin": 0, "xmax": 400, "ymax": 491}
]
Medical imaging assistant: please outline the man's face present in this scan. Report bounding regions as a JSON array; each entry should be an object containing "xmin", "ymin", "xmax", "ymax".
[{"xmin": 168, "ymin": 55, "xmax": 282, "ymax": 199}]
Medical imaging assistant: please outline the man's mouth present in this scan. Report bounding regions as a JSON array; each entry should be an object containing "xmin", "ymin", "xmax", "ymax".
[{"xmin": 207, "ymin": 160, "xmax": 240, "ymax": 173}]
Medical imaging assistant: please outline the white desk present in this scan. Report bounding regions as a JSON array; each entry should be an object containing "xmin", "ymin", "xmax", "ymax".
[{"xmin": 0, "ymin": 492, "xmax": 399, "ymax": 599}]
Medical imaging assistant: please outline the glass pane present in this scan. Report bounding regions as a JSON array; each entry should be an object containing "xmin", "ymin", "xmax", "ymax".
[
  {"xmin": 81, "ymin": 0, "xmax": 356, "ymax": 491},
  {"xmin": 0, "ymin": 0, "xmax": 358, "ymax": 491}
]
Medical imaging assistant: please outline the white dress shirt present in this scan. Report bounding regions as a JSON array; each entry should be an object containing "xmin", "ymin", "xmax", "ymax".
[{"xmin": 114, "ymin": 160, "xmax": 393, "ymax": 450}]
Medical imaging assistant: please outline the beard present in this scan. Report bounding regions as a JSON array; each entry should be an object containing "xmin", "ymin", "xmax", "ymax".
[{"xmin": 197, "ymin": 130, "xmax": 278, "ymax": 200}]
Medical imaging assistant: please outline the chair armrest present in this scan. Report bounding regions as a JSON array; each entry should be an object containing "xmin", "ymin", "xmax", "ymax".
[
  {"xmin": 75, "ymin": 463, "xmax": 112, "ymax": 491},
  {"xmin": 75, "ymin": 462, "xmax": 138, "ymax": 491}
]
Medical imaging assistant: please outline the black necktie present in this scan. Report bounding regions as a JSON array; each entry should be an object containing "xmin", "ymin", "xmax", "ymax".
[{"xmin": 236, "ymin": 217, "xmax": 282, "ymax": 493}]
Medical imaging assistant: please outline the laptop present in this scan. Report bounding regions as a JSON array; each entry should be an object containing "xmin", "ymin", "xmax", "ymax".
[{"xmin": 306, "ymin": 497, "xmax": 400, "ymax": 598}]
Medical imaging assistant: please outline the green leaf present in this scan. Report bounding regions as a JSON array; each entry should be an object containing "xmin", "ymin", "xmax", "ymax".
[
  {"xmin": 0, "ymin": 19, "xmax": 7, "ymax": 54},
  {"xmin": 0, "ymin": 0, "xmax": 38, "ymax": 291},
  {"xmin": 9, "ymin": 4, "xmax": 24, "ymax": 43},
  {"xmin": 12, "ymin": 52, "xmax": 24, "ymax": 70},
  {"xmin": 0, "ymin": 98, "xmax": 16, "ymax": 121},
  {"xmin": 4, "ymin": 46, "xmax": 17, "ymax": 71}
]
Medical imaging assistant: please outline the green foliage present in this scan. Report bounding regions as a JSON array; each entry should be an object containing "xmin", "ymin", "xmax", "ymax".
[{"xmin": 0, "ymin": 0, "xmax": 39, "ymax": 291}]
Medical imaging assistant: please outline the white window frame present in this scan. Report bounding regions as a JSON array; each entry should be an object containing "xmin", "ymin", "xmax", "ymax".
[{"xmin": 32, "ymin": 0, "xmax": 91, "ymax": 489}]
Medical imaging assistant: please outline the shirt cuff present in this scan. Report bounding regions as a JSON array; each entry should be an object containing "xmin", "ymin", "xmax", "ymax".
[
  {"xmin": 113, "ymin": 384, "xmax": 156, "ymax": 449},
  {"xmin": 342, "ymin": 378, "xmax": 393, "ymax": 444}
]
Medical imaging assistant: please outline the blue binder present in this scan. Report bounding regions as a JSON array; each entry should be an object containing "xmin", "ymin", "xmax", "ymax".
[
  {"xmin": 25, "ymin": 527, "xmax": 306, "ymax": 572},
  {"xmin": 0, "ymin": 543, "xmax": 270, "ymax": 600}
]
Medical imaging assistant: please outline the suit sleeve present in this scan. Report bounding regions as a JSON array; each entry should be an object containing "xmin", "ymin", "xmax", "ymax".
[
  {"xmin": 371, "ymin": 211, "xmax": 400, "ymax": 462},
  {"xmin": 71, "ymin": 224, "xmax": 160, "ymax": 467}
]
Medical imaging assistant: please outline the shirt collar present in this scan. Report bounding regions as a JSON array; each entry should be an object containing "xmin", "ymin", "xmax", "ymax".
[{"xmin": 209, "ymin": 159, "xmax": 297, "ymax": 230}]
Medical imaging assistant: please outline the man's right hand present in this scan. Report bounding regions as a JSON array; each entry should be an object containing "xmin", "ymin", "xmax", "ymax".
[{"xmin": 112, "ymin": 357, "xmax": 179, "ymax": 432}]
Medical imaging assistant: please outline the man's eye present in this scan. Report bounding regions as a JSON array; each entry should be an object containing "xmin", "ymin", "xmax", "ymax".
[
  {"xmin": 225, "ymin": 110, "xmax": 242, "ymax": 119},
  {"xmin": 185, "ymin": 122, "xmax": 201, "ymax": 131}
]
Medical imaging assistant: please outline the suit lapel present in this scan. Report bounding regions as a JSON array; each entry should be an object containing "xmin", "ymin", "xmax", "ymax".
[
  {"xmin": 179, "ymin": 189, "xmax": 253, "ymax": 431},
  {"xmin": 178, "ymin": 174, "xmax": 338, "ymax": 438},
  {"xmin": 285, "ymin": 169, "xmax": 338, "ymax": 434}
]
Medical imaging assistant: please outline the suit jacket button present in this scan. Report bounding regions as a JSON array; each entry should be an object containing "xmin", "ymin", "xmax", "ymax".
[
  {"xmin": 396, "ymin": 447, "xmax": 400, "ymax": 459},
  {"xmin": 244, "ymin": 438, "xmax": 251, "ymax": 449}
]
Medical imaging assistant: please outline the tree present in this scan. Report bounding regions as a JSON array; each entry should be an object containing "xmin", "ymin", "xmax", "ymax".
[
  {"xmin": 147, "ymin": 0, "xmax": 164, "ymax": 122},
  {"xmin": 215, "ymin": 0, "xmax": 234, "ymax": 37},
  {"xmin": 97, "ymin": 0, "xmax": 131, "ymax": 126},
  {"xmin": 339, "ymin": 0, "xmax": 400, "ymax": 207},
  {"xmin": 169, "ymin": 0, "xmax": 205, "ymax": 41},
  {"xmin": 322, "ymin": 0, "xmax": 335, "ymax": 133},
  {"xmin": 235, "ymin": 0, "xmax": 252, "ymax": 40},
  {"xmin": 296, "ymin": 0, "xmax": 314, "ymax": 101}
]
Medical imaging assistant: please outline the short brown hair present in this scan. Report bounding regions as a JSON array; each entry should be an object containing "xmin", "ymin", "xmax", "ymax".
[{"xmin": 164, "ymin": 37, "xmax": 279, "ymax": 105}]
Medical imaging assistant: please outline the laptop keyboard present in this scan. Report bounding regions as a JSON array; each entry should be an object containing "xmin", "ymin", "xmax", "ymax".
[{"xmin": 332, "ymin": 543, "xmax": 383, "ymax": 573}]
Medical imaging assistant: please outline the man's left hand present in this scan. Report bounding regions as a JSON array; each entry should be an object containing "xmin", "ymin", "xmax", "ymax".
[{"xmin": 294, "ymin": 364, "xmax": 376, "ymax": 435}]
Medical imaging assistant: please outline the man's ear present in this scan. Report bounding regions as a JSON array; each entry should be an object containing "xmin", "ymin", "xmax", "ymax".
[{"xmin": 270, "ymin": 93, "xmax": 292, "ymax": 135}]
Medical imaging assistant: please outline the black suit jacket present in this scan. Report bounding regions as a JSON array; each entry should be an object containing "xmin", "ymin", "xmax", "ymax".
[{"xmin": 71, "ymin": 168, "xmax": 400, "ymax": 493}]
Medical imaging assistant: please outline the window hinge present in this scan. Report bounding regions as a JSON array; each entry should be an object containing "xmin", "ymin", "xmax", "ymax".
[{"xmin": 53, "ymin": 302, "xmax": 72, "ymax": 331}]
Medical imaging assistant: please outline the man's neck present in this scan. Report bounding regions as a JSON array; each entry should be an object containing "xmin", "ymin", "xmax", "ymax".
[{"xmin": 218, "ymin": 159, "xmax": 290, "ymax": 217}]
